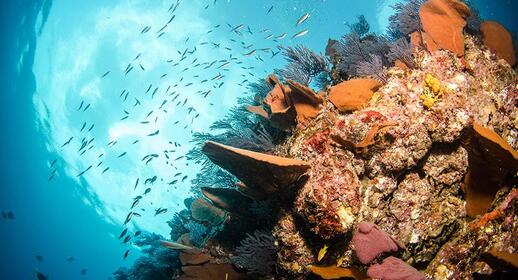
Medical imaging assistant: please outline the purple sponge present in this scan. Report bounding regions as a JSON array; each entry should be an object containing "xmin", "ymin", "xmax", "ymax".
[
  {"xmin": 367, "ymin": 256, "xmax": 426, "ymax": 280},
  {"xmin": 352, "ymin": 222, "xmax": 402, "ymax": 264}
]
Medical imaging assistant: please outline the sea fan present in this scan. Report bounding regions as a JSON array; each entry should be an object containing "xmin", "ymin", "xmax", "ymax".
[
  {"xmin": 231, "ymin": 230, "xmax": 276, "ymax": 275},
  {"xmin": 187, "ymin": 78, "xmax": 285, "ymax": 194},
  {"xmin": 347, "ymin": 15, "xmax": 370, "ymax": 37},
  {"xmin": 334, "ymin": 31, "xmax": 391, "ymax": 78},
  {"xmin": 167, "ymin": 213, "xmax": 189, "ymax": 241},
  {"xmin": 464, "ymin": 0, "xmax": 483, "ymax": 34},
  {"xmin": 356, "ymin": 54, "xmax": 387, "ymax": 82},
  {"xmin": 184, "ymin": 221, "xmax": 209, "ymax": 247},
  {"xmin": 276, "ymin": 45, "xmax": 329, "ymax": 86},
  {"xmin": 387, "ymin": 0, "xmax": 425, "ymax": 39},
  {"xmin": 387, "ymin": 37, "xmax": 416, "ymax": 68},
  {"xmin": 112, "ymin": 233, "xmax": 180, "ymax": 280}
]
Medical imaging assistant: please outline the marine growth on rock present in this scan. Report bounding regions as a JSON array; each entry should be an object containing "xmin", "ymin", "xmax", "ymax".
[{"xmin": 158, "ymin": 1, "xmax": 518, "ymax": 279}]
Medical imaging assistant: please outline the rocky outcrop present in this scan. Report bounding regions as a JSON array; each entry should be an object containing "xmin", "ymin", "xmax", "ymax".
[
  {"xmin": 294, "ymin": 149, "xmax": 361, "ymax": 239},
  {"xmin": 328, "ymin": 79, "xmax": 382, "ymax": 112},
  {"xmin": 202, "ymin": 141, "xmax": 310, "ymax": 195},
  {"xmin": 425, "ymin": 189, "xmax": 518, "ymax": 279},
  {"xmin": 419, "ymin": 0, "xmax": 470, "ymax": 56},
  {"xmin": 480, "ymin": 21, "xmax": 516, "ymax": 66}
]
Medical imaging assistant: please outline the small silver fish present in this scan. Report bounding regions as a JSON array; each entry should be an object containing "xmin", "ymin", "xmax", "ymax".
[
  {"xmin": 275, "ymin": 33, "xmax": 287, "ymax": 40},
  {"xmin": 296, "ymin": 13, "xmax": 310, "ymax": 26},
  {"xmin": 292, "ymin": 29, "xmax": 309, "ymax": 39},
  {"xmin": 243, "ymin": 49, "xmax": 256, "ymax": 56}
]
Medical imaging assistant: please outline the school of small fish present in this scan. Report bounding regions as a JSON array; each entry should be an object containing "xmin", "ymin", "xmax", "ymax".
[{"xmin": 43, "ymin": 0, "xmax": 314, "ymax": 270}]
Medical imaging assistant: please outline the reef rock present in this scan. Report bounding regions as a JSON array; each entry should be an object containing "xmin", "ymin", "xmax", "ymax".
[
  {"xmin": 422, "ymin": 145, "xmax": 468, "ymax": 187},
  {"xmin": 426, "ymin": 189, "xmax": 518, "ymax": 279},
  {"xmin": 352, "ymin": 222, "xmax": 403, "ymax": 264},
  {"xmin": 294, "ymin": 150, "xmax": 361, "ymax": 239},
  {"xmin": 366, "ymin": 121, "xmax": 432, "ymax": 177},
  {"xmin": 367, "ymin": 257, "xmax": 426, "ymax": 280},
  {"xmin": 273, "ymin": 211, "xmax": 315, "ymax": 277},
  {"xmin": 202, "ymin": 141, "xmax": 310, "ymax": 195},
  {"xmin": 328, "ymin": 79, "xmax": 382, "ymax": 112},
  {"xmin": 419, "ymin": 0, "xmax": 470, "ymax": 56},
  {"xmin": 480, "ymin": 21, "xmax": 516, "ymax": 66}
]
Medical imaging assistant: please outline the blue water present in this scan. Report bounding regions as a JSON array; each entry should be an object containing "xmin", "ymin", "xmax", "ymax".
[{"xmin": 0, "ymin": 1, "xmax": 516, "ymax": 279}]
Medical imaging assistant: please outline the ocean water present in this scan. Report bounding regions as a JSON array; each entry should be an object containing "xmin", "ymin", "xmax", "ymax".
[{"xmin": 0, "ymin": 0, "xmax": 516, "ymax": 280}]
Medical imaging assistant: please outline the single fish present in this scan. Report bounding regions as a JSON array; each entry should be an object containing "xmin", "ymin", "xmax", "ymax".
[
  {"xmin": 243, "ymin": 49, "xmax": 256, "ymax": 56},
  {"xmin": 154, "ymin": 208, "xmax": 168, "ymax": 216},
  {"xmin": 77, "ymin": 101, "xmax": 84, "ymax": 111},
  {"xmin": 292, "ymin": 29, "xmax": 309, "ymax": 39},
  {"xmin": 144, "ymin": 176, "xmax": 157, "ymax": 185},
  {"xmin": 318, "ymin": 244, "xmax": 328, "ymax": 261},
  {"xmin": 296, "ymin": 13, "xmax": 310, "ymax": 26},
  {"xmin": 123, "ymin": 250, "xmax": 130, "ymax": 259},
  {"xmin": 77, "ymin": 165, "xmax": 92, "ymax": 177},
  {"xmin": 61, "ymin": 137, "xmax": 73, "ymax": 147},
  {"xmin": 118, "ymin": 228, "xmax": 128, "ymax": 239},
  {"xmin": 124, "ymin": 212, "xmax": 132, "ymax": 224},
  {"xmin": 80, "ymin": 122, "xmax": 86, "ymax": 132},
  {"xmin": 36, "ymin": 272, "xmax": 48, "ymax": 280},
  {"xmin": 147, "ymin": 130, "xmax": 159, "ymax": 137},
  {"xmin": 275, "ymin": 33, "xmax": 287, "ymax": 40}
]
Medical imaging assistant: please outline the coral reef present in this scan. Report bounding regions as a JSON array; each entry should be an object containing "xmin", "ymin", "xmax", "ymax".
[{"xmin": 118, "ymin": 1, "xmax": 517, "ymax": 279}]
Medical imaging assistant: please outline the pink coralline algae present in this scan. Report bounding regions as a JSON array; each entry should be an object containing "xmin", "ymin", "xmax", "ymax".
[
  {"xmin": 367, "ymin": 256, "xmax": 426, "ymax": 280},
  {"xmin": 352, "ymin": 222, "xmax": 403, "ymax": 264},
  {"xmin": 294, "ymin": 149, "xmax": 361, "ymax": 239}
]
